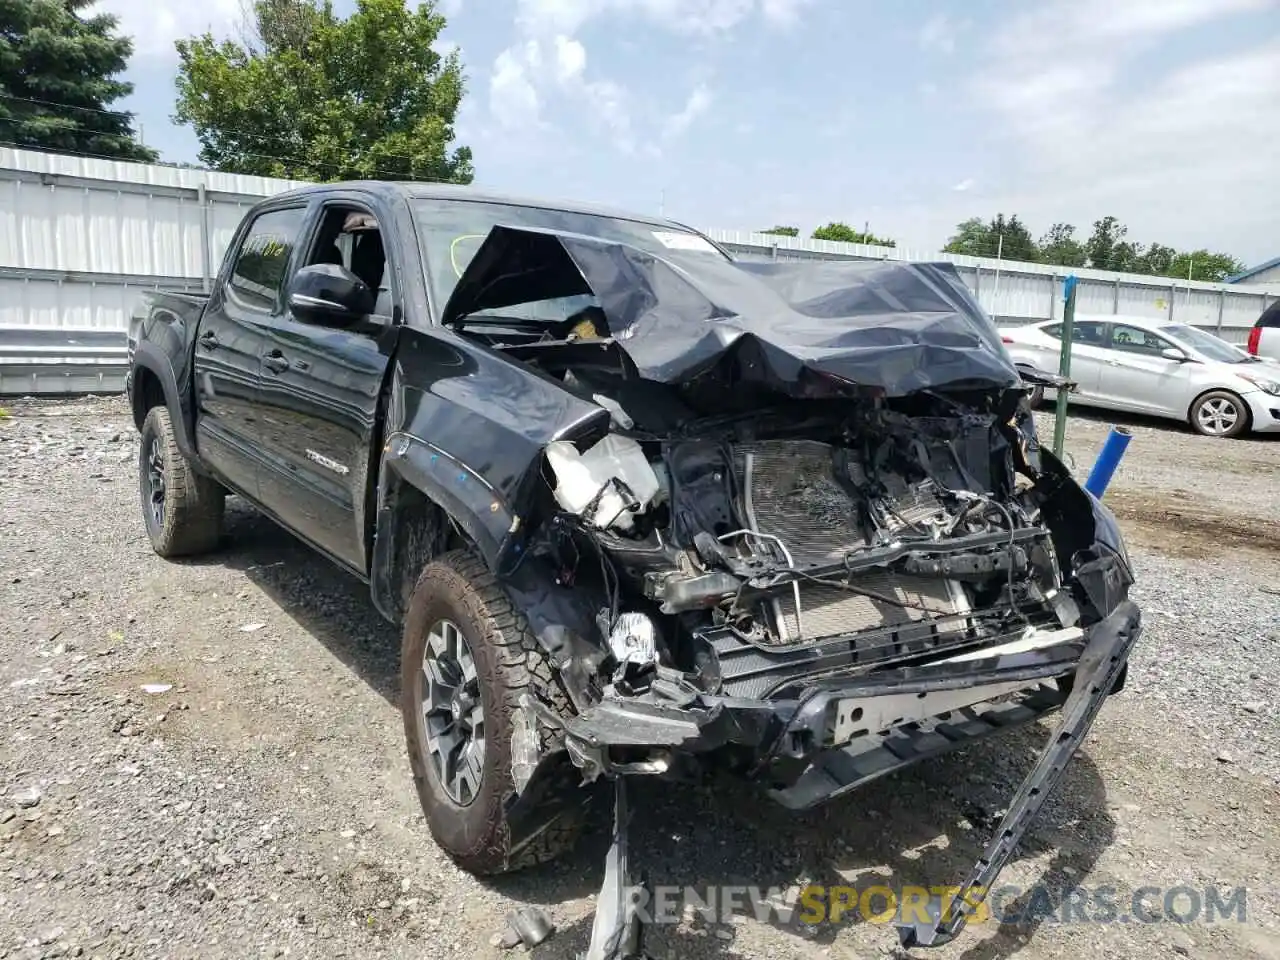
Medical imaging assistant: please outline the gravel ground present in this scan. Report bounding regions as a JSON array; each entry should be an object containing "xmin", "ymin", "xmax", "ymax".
[{"xmin": 1, "ymin": 396, "xmax": 1278, "ymax": 960}]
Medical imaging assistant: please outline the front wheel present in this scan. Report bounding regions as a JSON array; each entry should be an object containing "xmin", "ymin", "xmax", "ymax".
[
  {"xmin": 1189, "ymin": 390, "xmax": 1249, "ymax": 438},
  {"xmin": 138, "ymin": 406, "xmax": 225, "ymax": 557},
  {"xmin": 400, "ymin": 549, "xmax": 585, "ymax": 875}
]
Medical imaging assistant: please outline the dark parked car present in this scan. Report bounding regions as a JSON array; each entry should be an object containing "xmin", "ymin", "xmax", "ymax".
[
  {"xmin": 126, "ymin": 182, "xmax": 1141, "ymax": 953},
  {"xmin": 1248, "ymin": 298, "xmax": 1280, "ymax": 361}
]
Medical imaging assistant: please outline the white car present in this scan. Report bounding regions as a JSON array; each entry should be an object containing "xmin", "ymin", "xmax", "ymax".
[{"xmin": 1000, "ymin": 314, "xmax": 1280, "ymax": 438}]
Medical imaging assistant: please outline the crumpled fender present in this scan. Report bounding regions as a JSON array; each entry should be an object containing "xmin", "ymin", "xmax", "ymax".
[{"xmin": 381, "ymin": 326, "xmax": 610, "ymax": 570}]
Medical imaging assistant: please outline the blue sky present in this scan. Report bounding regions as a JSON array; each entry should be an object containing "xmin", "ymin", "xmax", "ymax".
[{"xmin": 97, "ymin": 0, "xmax": 1280, "ymax": 264}]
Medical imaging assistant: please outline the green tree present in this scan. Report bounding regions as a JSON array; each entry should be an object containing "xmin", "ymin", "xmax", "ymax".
[
  {"xmin": 943, "ymin": 214, "xmax": 1037, "ymax": 262},
  {"xmin": 1134, "ymin": 242, "xmax": 1176, "ymax": 276},
  {"xmin": 1110, "ymin": 240, "xmax": 1145, "ymax": 274},
  {"xmin": 1085, "ymin": 215, "xmax": 1127, "ymax": 270},
  {"xmin": 1167, "ymin": 250, "xmax": 1247, "ymax": 283},
  {"xmin": 987, "ymin": 214, "xmax": 1038, "ymax": 262},
  {"xmin": 760, "ymin": 225, "xmax": 799, "ymax": 237},
  {"xmin": 1038, "ymin": 223, "xmax": 1086, "ymax": 267},
  {"xmin": 811, "ymin": 222, "xmax": 896, "ymax": 247},
  {"xmin": 175, "ymin": 0, "xmax": 472, "ymax": 182},
  {"xmin": 943, "ymin": 217, "xmax": 991, "ymax": 257},
  {"xmin": 0, "ymin": 0, "xmax": 155, "ymax": 161}
]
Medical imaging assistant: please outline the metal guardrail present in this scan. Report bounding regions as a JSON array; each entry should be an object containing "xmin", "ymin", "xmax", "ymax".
[{"xmin": 0, "ymin": 327, "xmax": 128, "ymax": 396}]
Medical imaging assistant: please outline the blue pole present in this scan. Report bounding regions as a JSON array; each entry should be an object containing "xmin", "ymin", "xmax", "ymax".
[{"xmin": 1084, "ymin": 426, "xmax": 1132, "ymax": 499}]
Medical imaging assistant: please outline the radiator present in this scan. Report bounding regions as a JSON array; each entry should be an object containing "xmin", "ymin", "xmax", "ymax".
[{"xmin": 737, "ymin": 440, "xmax": 962, "ymax": 643}]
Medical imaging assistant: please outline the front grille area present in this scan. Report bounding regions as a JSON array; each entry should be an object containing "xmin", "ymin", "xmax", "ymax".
[
  {"xmin": 737, "ymin": 441, "xmax": 866, "ymax": 567},
  {"xmin": 773, "ymin": 574, "xmax": 958, "ymax": 641},
  {"xmin": 736, "ymin": 440, "xmax": 961, "ymax": 643}
]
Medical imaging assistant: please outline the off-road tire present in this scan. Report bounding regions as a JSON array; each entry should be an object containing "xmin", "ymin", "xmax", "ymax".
[
  {"xmin": 138, "ymin": 406, "xmax": 225, "ymax": 557},
  {"xmin": 1188, "ymin": 389, "xmax": 1250, "ymax": 439},
  {"xmin": 401, "ymin": 549, "xmax": 586, "ymax": 875}
]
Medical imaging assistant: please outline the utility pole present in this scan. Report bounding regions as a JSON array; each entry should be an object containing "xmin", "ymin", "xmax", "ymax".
[
  {"xmin": 991, "ymin": 232, "xmax": 1004, "ymax": 316},
  {"xmin": 1053, "ymin": 275, "xmax": 1077, "ymax": 458}
]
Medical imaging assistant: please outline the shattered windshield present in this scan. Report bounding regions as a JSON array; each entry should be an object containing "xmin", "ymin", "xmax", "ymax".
[{"xmin": 411, "ymin": 198, "xmax": 727, "ymax": 324}]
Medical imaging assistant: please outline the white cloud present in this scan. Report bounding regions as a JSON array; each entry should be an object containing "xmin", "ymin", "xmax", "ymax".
[
  {"xmin": 439, "ymin": 0, "xmax": 464, "ymax": 16},
  {"xmin": 582, "ymin": 79, "xmax": 635, "ymax": 152},
  {"xmin": 91, "ymin": 0, "xmax": 241, "ymax": 59},
  {"xmin": 489, "ymin": 47, "xmax": 540, "ymax": 129},
  {"xmin": 663, "ymin": 84, "xmax": 713, "ymax": 139},
  {"xmin": 760, "ymin": 0, "xmax": 815, "ymax": 27},
  {"xmin": 952, "ymin": 178, "xmax": 975, "ymax": 192},
  {"xmin": 918, "ymin": 14, "xmax": 957, "ymax": 54},
  {"xmin": 491, "ymin": 0, "xmax": 816, "ymax": 152},
  {"xmin": 553, "ymin": 35, "xmax": 587, "ymax": 84},
  {"xmin": 516, "ymin": 0, "xmax": 762, "ymax": 38},
  {"xmin": 969, "ymin": 0, "xmax": 1280, "ymax": 260}
]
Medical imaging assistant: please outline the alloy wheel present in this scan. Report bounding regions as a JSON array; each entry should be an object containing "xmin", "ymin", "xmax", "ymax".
[
  {"xmin": 420, "ymin": 619, "xmax": 486, "ymax": 805},
  {"xmin": 1195, "ymin": 397, "xmax": 1240, "ymax": 436},
  {"xmin": 144, "ymin": 436, "xmax": 166, "ymax": 529}
]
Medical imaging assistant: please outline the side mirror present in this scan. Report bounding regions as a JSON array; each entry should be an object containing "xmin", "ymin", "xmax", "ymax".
[
  {"xmin": 1161, "ymin": 347, "xmax": 1189, "ymax": 362},
  {"xmin": 287, "ymin": 263, "xmax": 376, "ymax": 326}
]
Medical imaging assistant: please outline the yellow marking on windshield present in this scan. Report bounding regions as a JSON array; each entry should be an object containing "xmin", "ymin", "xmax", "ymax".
[{"xmin": 450, "ymin": 234, "xmax": 488, "ymax": 278}]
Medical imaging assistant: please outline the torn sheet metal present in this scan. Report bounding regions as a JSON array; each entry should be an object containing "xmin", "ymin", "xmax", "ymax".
[{"xmin": 440, "ymin": 225, "xmax": 1022, "ymax": 398}]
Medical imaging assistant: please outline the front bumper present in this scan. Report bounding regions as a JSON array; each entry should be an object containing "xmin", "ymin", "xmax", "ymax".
[
  {"xmin": 1242, "ymin": 389, "xmax": 1280, "ymax": 433},
  {"xmin": 555, "ymin": 605, "xmax": 1139, "ymax": 809}
]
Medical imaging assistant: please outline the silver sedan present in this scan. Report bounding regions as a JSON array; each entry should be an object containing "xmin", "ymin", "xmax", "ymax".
[{"xmin": 999, "ymin": 314, "xmax": 1280, "ymax": 438}]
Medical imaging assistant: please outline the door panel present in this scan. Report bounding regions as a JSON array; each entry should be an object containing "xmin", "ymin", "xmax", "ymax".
[
  {"xmin": 255, "ymin": 318, "xmax": 391, "ymax": 570},
  {"xmin": 1044, "ymin": 321, "xmax": 1108, "ymax": 401},
  {"xmin": 253, "ymin": 202, "xmax": 395, "ymax": 573},
  {"xmin": 193, "ymin": 206, "xmax": 308, "ymax": 498},
  {"xmin": 1096, "ymin": 324, "xmax": 1188, "ymax": 415}
]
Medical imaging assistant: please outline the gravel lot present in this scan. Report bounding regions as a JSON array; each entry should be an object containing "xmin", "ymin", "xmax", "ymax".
[{"xmin": 1, "ymin": 396, "xmax": 1278, "ymax": 960}]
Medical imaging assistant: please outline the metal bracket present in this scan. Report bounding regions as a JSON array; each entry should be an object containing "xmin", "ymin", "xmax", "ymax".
[
  {"xmin": 581, "ymin": 779, "xmax": 652, "ymax": 960},
  {"xmin": 896, "ymin": 600, "xmax": 1142, "ymax": 948}
]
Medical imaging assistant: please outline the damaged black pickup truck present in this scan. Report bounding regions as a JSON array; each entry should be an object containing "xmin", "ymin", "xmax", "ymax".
[{"xmin": 127, "ymin": 182, "xmax": 1141, "ymax": 954}]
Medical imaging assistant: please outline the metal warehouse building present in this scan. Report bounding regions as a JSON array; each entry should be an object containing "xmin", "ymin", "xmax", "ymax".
[{"xmin": 1228, "ymin": 257, "xmax": 1280, "ymax": 291}]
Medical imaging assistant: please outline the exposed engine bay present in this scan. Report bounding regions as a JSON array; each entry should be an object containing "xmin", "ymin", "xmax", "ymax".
[
  {"xmin": 537, "ymin": 399, "xmax": 1078, "ymax": 668},
  {"xmin": 515, "ymin": 380, "xmax": 1101, "ymax": 749}
]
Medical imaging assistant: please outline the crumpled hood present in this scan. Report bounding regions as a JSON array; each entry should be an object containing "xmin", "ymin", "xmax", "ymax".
[{"xmin": 440, "ymin": 224, "xmax": 1023, "ymax": 398}]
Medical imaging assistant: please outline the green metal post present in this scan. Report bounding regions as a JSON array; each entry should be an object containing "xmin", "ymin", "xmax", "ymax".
[{"xmin": 1052, "ymin": 278, "xmax": 1077, "ymax": 458}]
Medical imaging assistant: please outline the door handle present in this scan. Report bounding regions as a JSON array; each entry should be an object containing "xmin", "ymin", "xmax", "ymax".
[
  {"xmin": 263, "ymin": 351, "xmax": 291, "ymax": 374},
  {"xmin": 198, "ymin": 330, "xmax": 219, "ymax": 350}
]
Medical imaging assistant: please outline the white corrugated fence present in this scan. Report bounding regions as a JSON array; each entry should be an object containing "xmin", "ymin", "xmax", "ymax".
[{"xmin": 1, "ymin": 145, "xmax": 1274, "ymax": 394}]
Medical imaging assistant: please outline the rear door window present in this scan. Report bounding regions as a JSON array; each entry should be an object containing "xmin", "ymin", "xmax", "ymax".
[
  {"xmin": 1042, "ymin": 321, "xmax": 1107, "ymax": 345},
  {"xmin": 227, "ymin": 207, "xmax": 307, "ymax": 312}
]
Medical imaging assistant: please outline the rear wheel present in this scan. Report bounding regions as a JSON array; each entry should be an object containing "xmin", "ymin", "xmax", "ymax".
[
  {"xmin": 1189, "ymin": 390, "xmax": 1249, "ymax": 438},
  {"xmin": 401, "ymin": 549, "xmax": 585, "ymax": 875},
  {"xmin": 138, "ymin": 406, "xmax": 225, "ymax": 557}
]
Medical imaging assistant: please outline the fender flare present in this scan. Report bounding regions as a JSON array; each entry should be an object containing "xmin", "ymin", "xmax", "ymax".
[
  {"xmin": 369, "ymin": 433, "xmax": 610, "ymax": 708},
  {"xmin": 369, "ymin": 431, "xmax": 521, "ymax": 623},
  {"xmin": 130, "ymin": 342, "xmax": 198, "ymax": 462}
]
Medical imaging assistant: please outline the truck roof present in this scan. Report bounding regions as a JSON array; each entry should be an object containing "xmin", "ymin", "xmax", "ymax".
[{"xmin": 267, "ymin": 180, "xmax": 687, "ymax": 232}]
